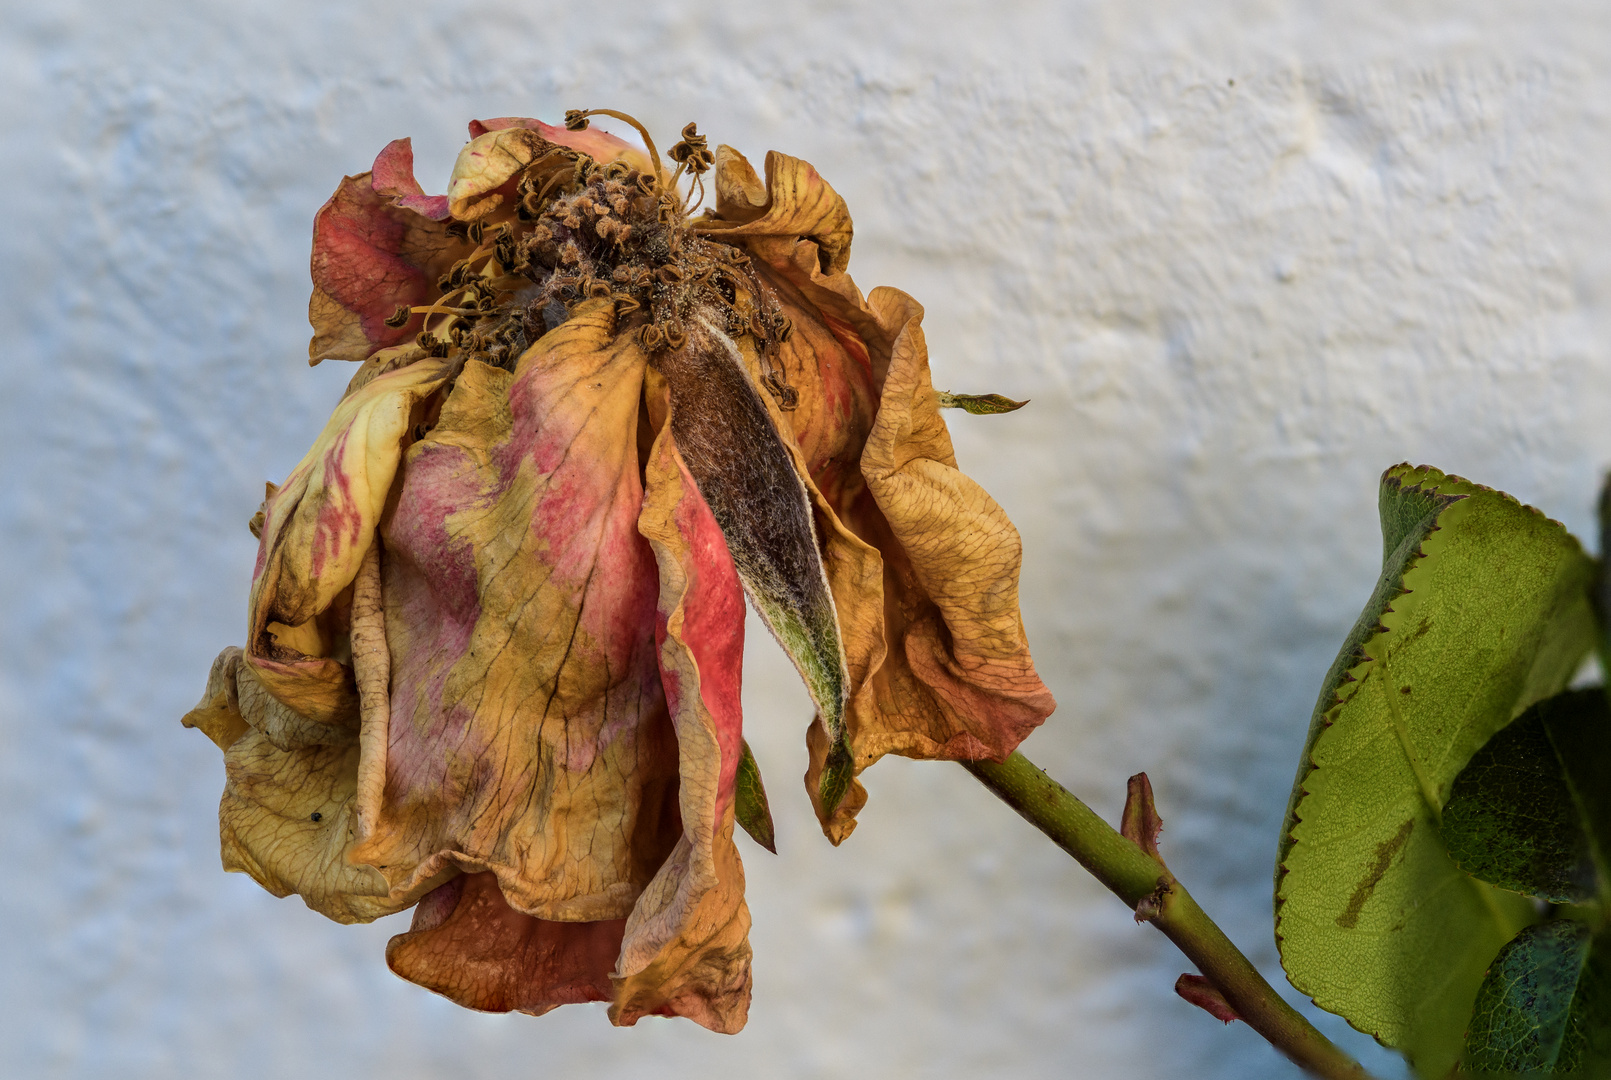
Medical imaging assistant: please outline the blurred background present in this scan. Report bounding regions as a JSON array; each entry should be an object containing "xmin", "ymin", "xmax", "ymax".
[{"xmin": 4, "ymin": 1, "xmax": 1610, "ymax": 1076}]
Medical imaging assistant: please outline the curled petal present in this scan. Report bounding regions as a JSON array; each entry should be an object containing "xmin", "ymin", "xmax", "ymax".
[
  {"xmin": 611, "ymin": 824, "xmax": 751, "ymax": 1032},
  {"xmin": 370, "ymin": 138, "xmax": 451, "ymax": 220},
  {"xmin": 850, "ymin": 290, "xmax": 1055, "ymax": 761},
  {"xmin": 309, "ymin": 142, "xmax": 465, "ymax": 363},
  {"xmin": 183, "ymin": 646, "xmax": 417, "ymax": 922},
  {"xmin": 468, "ymin": 116, "xmax": 653, "ymax": 169},
  {"xmin": 752, "ymin": 262, "xmax": 880, "ymax": 491},
  {"xmin": 249, "ymin": 357, "xmax": 453, "ymax": 656},
  {"xmin": 698, "ymin": 147, "xmax": 853, "ymax": 274}
]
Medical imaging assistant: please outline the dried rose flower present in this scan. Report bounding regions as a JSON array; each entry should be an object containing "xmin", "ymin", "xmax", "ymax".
[{"xmin": 183, "ymin": 111, "xmax": 1054, "ymax": 1031}]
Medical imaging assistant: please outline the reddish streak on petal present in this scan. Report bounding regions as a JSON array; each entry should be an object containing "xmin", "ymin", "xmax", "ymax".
[
  {"xmin": 313, "ymin": 191, "xmax": 439, "ymax": 348},
  {"xmin": 381, "ymin": 441, "xmax": 484, "ymax": 739},
  {"xmin": 667, "ymin": 454, "xmax": 746, "ymax": 825},
  {"xmin": 821, "ymin": 313, "xmax": 875, "ymax": 383},
  {"xmin": 307, "ymin": 427, "xmax": 361, "ymax": 581}
]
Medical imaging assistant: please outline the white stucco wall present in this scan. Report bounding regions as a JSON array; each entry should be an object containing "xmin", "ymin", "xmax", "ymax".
[{"xmin": 6, "ymin": 2, "xmax": 1610, "ymax": 1077}]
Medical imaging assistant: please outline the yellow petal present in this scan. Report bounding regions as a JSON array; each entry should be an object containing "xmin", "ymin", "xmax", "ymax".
[
  {"xmin": 218, "ymin": 731, "xmax": 427, "ymax": 924},
  {"xmin": 180, "ymin": 647, "xmax": 250, "ymax": 752},
  {"xmin": 855, "ymin": 289, "xmax": 1056, "ymax": 761}
]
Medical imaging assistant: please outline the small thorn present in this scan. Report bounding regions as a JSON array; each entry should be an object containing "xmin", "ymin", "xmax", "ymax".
[
  {"xmin": 1121, "ymin": 772, "xmax": 1164, "ymax": 862},
  {"xmin": 1134, "ymin": 893, "xmax": 1163, "ymax": 923},
  {"xmin": 1175, "ymin": 974, "xmax": 1240, "ymax": 1024}
]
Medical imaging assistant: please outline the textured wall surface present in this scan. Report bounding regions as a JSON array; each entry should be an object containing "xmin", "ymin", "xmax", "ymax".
[{"xmin": 6, "ymin": 2, "xmax": 1610, "ymax": 1077}]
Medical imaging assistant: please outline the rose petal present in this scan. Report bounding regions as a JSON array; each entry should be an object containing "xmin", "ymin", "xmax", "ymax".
[
  {"xmin": 370, "ymin": 138, "xmax": 451, "ymax": 220},
  {"xmin": 468, "ymin": 115, "xmax": 651, "ymax": 169},
  {"xmin": 610, "ymin": 823, "xmax": 751, "ymax": 1033},
  {"xmin": 352, "ymin": 301, "xmax": 678, "ymax": 924},
  {"xmin": 855, "ymin": 288, "xmax": 1056, "ymax": 760},
  {"xmin": 308, "ymin": 145, "xmax": 465, "ymax": 364},
  {"xmin": 637, "ymin": 418, "xmax": 746, "ymax": 830},
  {"xmin": 249, "ymin": 358, "xmax": 453, "ymax": 656},
  {"xmin": 607, "ymin": 414, "xmax": 753, "ymax": 1030},
  {"xmin": 386, "ymin": 873, "xmax": 624, "ymax": 1014},
  {"xmin": 217, "ymin": 731, "xmax": 416, "ymax": 923},
  {"xmin": 706, "ymin": 153, "xmax": 1055, "ymax": 837},
  {"xmin": 698, "ymin": 147, "xmax": 854, "ymax": 275},
  {"xmin": 446, "ymin": 123, "xmax": 652, "ymax": 222}
]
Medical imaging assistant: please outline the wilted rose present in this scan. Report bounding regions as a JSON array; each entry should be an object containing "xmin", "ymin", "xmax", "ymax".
[{"xmin": 183, "ymin": 111, "xmax": 1054, "ymax": 1031}]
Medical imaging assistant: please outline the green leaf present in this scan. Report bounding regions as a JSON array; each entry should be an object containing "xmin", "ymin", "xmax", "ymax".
[
  {"xmin": 1464, "ymin": 920, "xmax": 1611, "ymax": 1077},
  {"xmin": 1277, "ymin": 464, "xmax": 1597, "ymax": 1078},
  {"xmin": 734, "ymin": 739, "xmax": 777, "ymax": 853},
  {"xmin": 934, "ymin": 390, "xmax": 1028, "ymax": 414},
  {"xmin": 1596, "ymin": 474, "xmax": 1611, "ymax": 676},
  {"xmin": 1442, "ymin": 690, "xmax": 1611, "ymax": 904}
]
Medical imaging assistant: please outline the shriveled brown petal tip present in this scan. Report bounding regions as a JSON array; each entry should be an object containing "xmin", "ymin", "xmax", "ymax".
[
  {"xmin": 780, "ymin": 287, "xmax": 1053, "ymax": 841},
  {"xmin": 698, "ymin": 146, "xmax": 853, "ymax": 275}
]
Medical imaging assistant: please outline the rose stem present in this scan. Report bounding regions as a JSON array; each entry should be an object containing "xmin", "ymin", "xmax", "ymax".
[{"xmin": 959, "ymin": 751, "xmax": 1373, "ymax": 1080}]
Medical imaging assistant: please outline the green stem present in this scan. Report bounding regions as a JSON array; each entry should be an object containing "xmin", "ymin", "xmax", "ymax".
[{"xmin": 961, "ymin": 751, "xmax": 1375, "ymax": 1080}]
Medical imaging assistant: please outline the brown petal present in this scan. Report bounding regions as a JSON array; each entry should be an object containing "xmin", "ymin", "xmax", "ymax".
[
  {"xmin": 308, "ymin": 144, "xmax": 465, "ymax": 364},
  {"xmin": 354, "ymin": 301, "xmax": 679, "ymax": 923},
  {"xmin": 698, "ymin": 147, "xmax": 854, "ymax": 275},
  {"xmin": 853, "ymin": 289, "xmax": 1055, "ymax": 762},
  {"xmin": 762, "ymin": 277, "xmax": 1055, "ymax": 842},
  {"xmin": 610, "ymin": 823, "xmax": 751, "ymax": 1033},
  {"xmin": 386, "ymin": 873, "xmax": 623, "ymax": 1015}
]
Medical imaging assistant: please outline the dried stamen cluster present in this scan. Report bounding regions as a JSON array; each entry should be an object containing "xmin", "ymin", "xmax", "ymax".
[{"xmin": 381, "ymin": 118, "xmax": 798, "ymax": 409}]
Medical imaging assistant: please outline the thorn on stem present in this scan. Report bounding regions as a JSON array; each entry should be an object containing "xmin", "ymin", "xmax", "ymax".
[
  {"xmin": 1175, "ymin": 974, "xmax": 1241, "ymax": 1024},
  {"xmin": 1121, "ymin": 772, "xmax": 1164, "ymax": 862}
]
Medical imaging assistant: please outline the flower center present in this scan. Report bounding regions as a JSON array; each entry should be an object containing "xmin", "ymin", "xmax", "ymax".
[{"xmin": 385, "ymin": 114, "xmax": 797, "ymax": 409}]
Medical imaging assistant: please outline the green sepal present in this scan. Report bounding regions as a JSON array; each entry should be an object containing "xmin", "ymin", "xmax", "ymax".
[
  {"xmin": 1443, "ymin": 689, "xmax": 1611, "ymax": 904},
  {"xmin": 934, "ymin": 390, "xmax": 1028, "ymax": 414},
  {"xmin": 734, "ymin": 739, "xmax": 777, "ymax": 854},
  {"xmin": 1464, "ymin": 920, "xmax": 1611, "ymax": 1077},
  {"xmin": 817, "ymin": 742, "xmax": 855, "ymax": 820}
]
